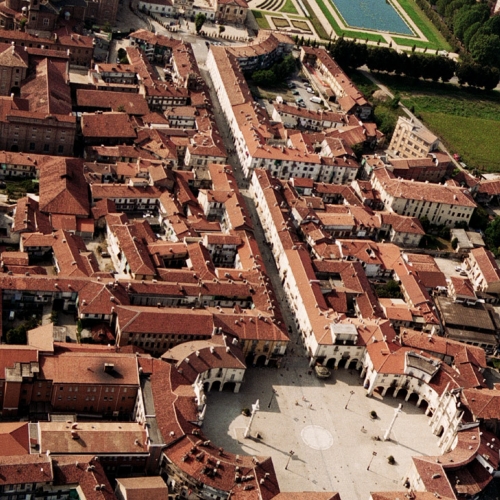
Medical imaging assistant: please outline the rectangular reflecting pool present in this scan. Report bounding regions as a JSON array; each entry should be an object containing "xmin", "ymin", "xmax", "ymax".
[{"xmin": 328, "ymin": 0, "xmax": 414, "ymax": 35}]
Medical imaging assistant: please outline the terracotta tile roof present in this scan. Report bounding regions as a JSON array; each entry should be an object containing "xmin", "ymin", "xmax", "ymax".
[
  {"xmin": 39, "ymin": 157, "xmax": 89, "ymax": 216},
  {"xmin": 0, "ymin": 422, "xmax": 30, "ymax": 456},
  {"xmin": 111, "ymin": 222, "xmax": 156, "ymax": 277},
  {"xmin": 470, "ymin": 247, "xmax": 500, "ymax": 284},
  {"xmin": 39, "ymin": 351, "xmax": 139, "ymax": 386},
  {"xmin": 92, "ymin": 199, "xmax": 117, "ymax": 220},
  {"xmin": 115, "ymin": 477, "xmax": 168, "ymax": 500},
  {"xmin": 82, "ymin": 112, "xmax": 137, "ymax": 139},
  {"xmin": 0, "ymin": 42, "xmax": 28, "ymax": 68},
  {"xmin": 371, "ymin": 493, "xmax": 453, "ymax": 500},
  {"xmin": 91, "ymin": 183, "xmax": 163, "ymax": 201},
  {"xmin": 0, "ymin": 345, "xmax": 38, "ymax": 378},
  {"xmin": 162, "ymin": 341, "xmax": 245, "ymax": 384},
  {"xmin": 39, "ymin": 421, "xmax": 148, "ymax": 455},
  {"xmin": 116, "ymin": 305, "xmax": 214, "ymax": 336},
  {"xmin": 21, "ymin": 57, "xmax": 70, "ymax": 114},
  {"xmin": 450, "ymin": 276, "xmax": 475, "ymax": 298},
  {"xmin": 76, "ymin": 90, "xmax": 150, "ymax": 115},
  {"xmin": 273, "ymin": 494, "xmax": 340, "ymax": 500},
  {"xmin": 1, "ymin": 251, "xmax": 29, "ymax": 266},
  {"xmin": 0, "ymin": 454, "xmax": 52, "ymax": 485},
  {"xmin": 129, "ymin": 29, "xmax": 182, "ymax": 50},
  {"xmin": 373, "ymin": 168, "xmax": 476, "ymax": 207},
  {"xmin": 52, "ymin": 455, "xmax": 116, "ymax": 500},
  {"xmin": 462, "ymin": 388, "xmax": 500, "ymax": 420}
]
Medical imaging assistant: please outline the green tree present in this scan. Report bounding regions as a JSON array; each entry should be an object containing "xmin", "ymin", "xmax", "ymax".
[
  {"xmin": 453, "ymin": 4, "xmax": 489, "ymax": 40},
  {"xmin": 194, "ymin": 13, "xmax": 206, "ymax": 34},
  {"xmin": 251, "ymin": 69, "xmax": 276, "ymax": 86},
  {"xmin": 375, "ymin": 280, "xmax": 403, "ymax": 299},
  {"xmin": 117, "ymin": 47, "xmax": 128, "ymax": 63},
  {"xmin": 470, "ymin": 206, "xmax": 490, "ymax": 230},
  {"xmin": 6, "ymin": 325, "xmax": 27, "ymax": 345},
  {"xmin": 469, "ymin": 33, "xmax": 500, "ymax": 68},
  {"xmin": 485, "ymin": 217, "xmax": 500, "ymax": 256},
  {"xmin": 351, "ymin": 142, "xmax": 364, "ymax": 159}
]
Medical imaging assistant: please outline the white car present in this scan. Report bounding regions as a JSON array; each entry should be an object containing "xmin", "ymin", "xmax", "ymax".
[{"xmin": 306, "ymin": 87, "xmax": 314, "ymax": 94}]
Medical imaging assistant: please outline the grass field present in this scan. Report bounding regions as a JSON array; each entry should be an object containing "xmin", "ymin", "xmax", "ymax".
[
  {"xmin": 291, "ymin": 19, "xmax": 311, "ymax": 31},
  {"xmin": 272, "ymin": 16, "xmax": 290, "ymax": 27},
  {"xmin": 280, "ymin": 0, "xmax": 298, "ymax": 13},
  {"xmin": 374, "ymin": 74, "xmax": 500, "ymax": 172},
  {"xmin": 420, "ymin": 114, "xmax": 500, "ymax": 172},
  {"xmin": 252, "ymin": 10, "xmax": 271, "ymax": 29}
]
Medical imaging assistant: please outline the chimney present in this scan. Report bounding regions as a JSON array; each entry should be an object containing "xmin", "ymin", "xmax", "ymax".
[{"xmin": 103, "ymin": 363, "xmax": 114, "ymax": 373}]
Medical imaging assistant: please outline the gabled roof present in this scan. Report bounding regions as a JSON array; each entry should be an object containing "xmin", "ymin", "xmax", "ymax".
[
  {"xmin": 0, "ymin": 423, "xmax": 30, "ymax": 456},
  {"xmin": 39, "ymin": 157, "xmax": 89, "ymax": 217}
]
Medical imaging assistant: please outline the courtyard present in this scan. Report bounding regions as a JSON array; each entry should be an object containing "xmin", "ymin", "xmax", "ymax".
[{"xmin": 203, "ymin": 354, "xmax": 441, "ymax": 499}]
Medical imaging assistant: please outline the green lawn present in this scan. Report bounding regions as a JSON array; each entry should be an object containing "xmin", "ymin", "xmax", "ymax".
[
  {"xmin": 391, "ymin": 37, "xmax": 439, "ymax": 50},
  {"xmin": 420, "ymin": 113, "xmax": 500, "ymax": 172},
  {"xmin": 251, "ymin": 10, "xmax": 271, "ymax": 29},
  {"xmin": 395, "ymin": 0, "xmax": 451, "ymax": 51},
  {"xmin": 280, "ymin": 0, "xmax": 298, "ymax": 14},
  {"xmin": 300, "ymin": 0, "xmax": 330, "ymax": 39},
  {"xmin": 374, "ymin": 74, "xmax": 500, "ymax": 172}
]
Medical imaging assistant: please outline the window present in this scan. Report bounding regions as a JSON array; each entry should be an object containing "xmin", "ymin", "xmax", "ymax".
[
  {"xmin": 29, "ymin": 142, "xmax": 35, "ymax": 151},
  {"xmin": 43, "ymin": 144, "xmax": 50, "ymax": 152},
  {"xmin": 58, "ymin": 145, "xmax": 64, "ymax": 153},
  {"xmin": 43, "ymin": 18, "xmax": 49, "ymax": 26}
]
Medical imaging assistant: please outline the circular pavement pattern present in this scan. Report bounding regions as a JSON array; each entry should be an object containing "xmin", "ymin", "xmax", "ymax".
[{"xmin": 301, "ymin": 425, "xmax": 333, "ymax": 450}]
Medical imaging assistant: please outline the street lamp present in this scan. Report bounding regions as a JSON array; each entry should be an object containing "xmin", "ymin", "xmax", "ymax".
[
  {"xmin": 285, "ymin": 450, "xmax": 295, "ymax": 470},
  {"xmin": 345, "ymin": 390, "xmax": 355, "ymax": 410},
  {"xmin": 268, "ymin": 388, "xmax": 277, "ymax": 409},
  {"xmin": 367, "ymin": 451, "xmax": 377, "ymax": 471}
]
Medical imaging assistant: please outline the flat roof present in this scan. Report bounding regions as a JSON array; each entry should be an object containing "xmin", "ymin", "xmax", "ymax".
[{"xmin": 436, "ymin": 297, "xmax": 496, "ymax": 332}]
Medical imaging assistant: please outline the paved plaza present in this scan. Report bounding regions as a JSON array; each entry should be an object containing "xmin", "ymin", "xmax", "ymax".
[{"xmin": 203, "ymin": 354, "xmax": 441, "ymax": 499}]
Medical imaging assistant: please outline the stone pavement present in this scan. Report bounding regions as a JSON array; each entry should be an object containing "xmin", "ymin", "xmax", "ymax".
[{"xmin": 203, "ymin": 362, "xmax": 441, "ymax": 499}]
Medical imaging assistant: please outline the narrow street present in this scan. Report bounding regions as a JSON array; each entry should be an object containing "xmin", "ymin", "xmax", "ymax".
[{"xmin": 200, "ymin": 66, "xmax": 304, "ymax": 352}]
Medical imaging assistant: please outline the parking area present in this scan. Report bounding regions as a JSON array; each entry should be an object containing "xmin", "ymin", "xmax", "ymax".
[
  {"xmin": 434, "ymin": 257, "xmax": 468, "ymax": 280},
  {"xmin": 203, "ymin": 357, "xmax": 441, "ymax": 500},
  {"xmin": 256, "ymin": 73, "xmax": 330, "ymax": 120}
]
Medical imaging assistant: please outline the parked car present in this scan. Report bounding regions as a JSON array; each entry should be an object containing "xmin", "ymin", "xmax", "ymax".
[
  {"xmin": 453, "ymin": 153, "xmax": 461, "ymax": 161},
  {"xmin": 295, "ymin": 97, "xmax": 304, "ymax": 104},
  {"xmin": 292, "ymin": 90, "xmax": 300, "ymax": 95},
  {"xmin": 306, "ymin": 87, "xmax": 315, "ymax": 94},
  {"xmin": 287, "ymin": 82, "xmax": 296, "ymax": 89},
  {"xmin": 298, "ymin": 102, "xmax": 306, "ymax": 108}
]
